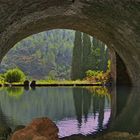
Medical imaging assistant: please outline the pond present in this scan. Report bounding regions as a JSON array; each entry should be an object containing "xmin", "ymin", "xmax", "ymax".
[
  {"xmin": 0, "ymin": 86, "xmax": 111, "ymax": 138},
  {"xmin": 0, "ymin": 86, "xmax": 140, "ymax": 140}
]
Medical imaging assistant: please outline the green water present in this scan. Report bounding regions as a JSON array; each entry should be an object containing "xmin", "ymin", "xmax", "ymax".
[{"xmin": 0, "ymin": 86, "xmax": 140, "ymax": 139}]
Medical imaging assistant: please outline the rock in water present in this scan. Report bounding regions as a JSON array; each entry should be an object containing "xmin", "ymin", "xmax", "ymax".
[
  {"xmin": 24, "ymin": 80, "xmax": 30, "ymax": 86},
  {"xmin": 30, "ymin": 80, "xmax": 36, "ymax": 87},
  {"xmin": 11, "ymin": 117, "xmax": 59, "ymax": 140}
]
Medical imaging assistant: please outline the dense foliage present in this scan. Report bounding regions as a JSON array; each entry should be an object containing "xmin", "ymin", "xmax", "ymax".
[
  {"xmin": 0, "ymin": 29, "xmax": 109, "ymax": 81},
  {"xmin": 4, "ymin": 68, "xmax": 26, "ymax": 83},
  {"xmin": 0, "ymin": 74, "xmax": 4, "ymax": 84},
  {"xmin": 0, "ymin": 30, "xmax": 74, "ymax": 80},
  {"xmin": 71, "ymin": 31, "xmax": 83, "ymax": 80},
  {"xmin": 85, "ymin": 60, "xmax": 112, "ymax": 84},
  {"xmin": 71, "ymin": 31, "xmax": 109, "ymax": 80}
]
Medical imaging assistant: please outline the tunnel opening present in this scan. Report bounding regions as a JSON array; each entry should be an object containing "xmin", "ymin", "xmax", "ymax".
[
  {"xmin": 0, "ymin": 29, "xmax": 113, "ymax": 138},
  {"xmin": 0, "ymin": 1, "xmax": 139, "ymax": 140},
  {"xmin": 0, "ymin": 29, "xmax": 112, "ymax": 85},
  {"xmin": 0, "ymin": 0, "xmax": 139, "ymax": 87},
  {"xmin": 0, "ymin": 28, "xmax": 133, "ymax": 86}
]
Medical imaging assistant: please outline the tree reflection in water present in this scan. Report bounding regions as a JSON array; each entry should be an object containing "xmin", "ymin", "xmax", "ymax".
[
  {"xmin": 73, "ymin": 87, "xmax": 111, "ymax": 133},
  {"xmin": 0, "ymin": 86, "xmax": 111, "ymax": 138}
]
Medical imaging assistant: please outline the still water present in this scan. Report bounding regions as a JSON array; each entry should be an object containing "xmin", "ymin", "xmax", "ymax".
[
  {"xmin": 0, "ymin": 86, "xmax": 140, "ymax": 139},
  {"xmin": 0, "ymin": 86, "xmax": 111, "ymax": 138}
]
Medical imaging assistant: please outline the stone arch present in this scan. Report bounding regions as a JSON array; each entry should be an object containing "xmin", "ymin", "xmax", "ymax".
[{"xmin": 0, "ymin": 0, "xmax": 139, "ymax": 86}]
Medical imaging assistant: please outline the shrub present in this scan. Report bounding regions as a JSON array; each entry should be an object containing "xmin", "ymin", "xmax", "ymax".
[
  {"xmin": 5, "ymin": 68, "xmax": 26, "ymax": 83},
  {"xmin": 86, "ymin": 70, "xmax": 112, "ymax": 84},
  {"xmin": 0, "ymin": 74, "xmax": 5, "ymax": 83},
  {"xmin": 86, "ymin": 70, "xmax": 96, "ymax": 77},
  {"xmin": 86, "ymin": 70, "xmax": 102, "ymax": 78},
  {"xmin": 107, "ymin": 60, "xmax": 111, "ymax": 72}
]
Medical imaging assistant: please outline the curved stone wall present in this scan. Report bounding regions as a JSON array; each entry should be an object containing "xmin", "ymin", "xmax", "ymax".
[{"xmin": 0, "ymin": 0, "xmax": 139, "ymax": 85}]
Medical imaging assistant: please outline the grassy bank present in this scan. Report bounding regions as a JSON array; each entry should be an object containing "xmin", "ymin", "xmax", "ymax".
[
  {"xmin": 0, "ymin": 80, "xmax": 102, "ymax": 87},
  {"xmin": 36, "ymin": 80, "xmax": 89, "ymax": 84}
]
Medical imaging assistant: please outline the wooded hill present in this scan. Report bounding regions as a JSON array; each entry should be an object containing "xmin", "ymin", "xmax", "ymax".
[
  {"xmin": 0, "ymin": 29, "xmax": 109, "ymax": 80},
  {"xmin": 0, "ymin": 30, "xmax": 74, "ymax": 80}
]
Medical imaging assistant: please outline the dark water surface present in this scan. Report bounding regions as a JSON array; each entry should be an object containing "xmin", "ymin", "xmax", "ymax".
[{"xmin": 0, "ymin": 86, "xmax": 140, "ymax": 139}]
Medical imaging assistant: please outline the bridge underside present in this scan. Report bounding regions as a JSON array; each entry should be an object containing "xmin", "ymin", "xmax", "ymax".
[{"xmin": 0, "ymin": 0, "xmax": 139, "ymax": 86}]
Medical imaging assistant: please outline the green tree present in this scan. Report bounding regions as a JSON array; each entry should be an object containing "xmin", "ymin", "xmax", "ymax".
[
  {"xmin": 1, "ymin": 29, "xmax": 75, "ymax": 80},
  {"xmin": 5, "ymin": 68, "xmax": 26, "ymax": 83},
  {"xmin": 71, "ymin": 32, "xmax": 109, "ymax": 80},
  {"xmin": 82, "ymin": 33, "xmax": 92, "ymax": 77},
  {"xmin": 71, "ymin": 31, "xmax": 83, "ymax": 80}
]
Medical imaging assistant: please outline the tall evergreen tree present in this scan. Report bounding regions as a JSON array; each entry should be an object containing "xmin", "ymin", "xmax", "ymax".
[
  {"xmin": 98, "ymin": 41, "xmax": 105, "ymax": 71},
  {"xmin": 71, "ymin": 32, "xmax": 110, "ymax": 80},
  {"xmin": 71, "ymin": 31, "xmax": 83, "ymax": 80},
  {"xmin": 103, "ymin": 47, "xmax": 109, "ymax": 71},
  {"xmin": 92, "ymin": 39, "xmax": 109, "ymax": 71},
  {"xmin": 82, "ymin": 33, "xmax": 92, "ymax": 77}
]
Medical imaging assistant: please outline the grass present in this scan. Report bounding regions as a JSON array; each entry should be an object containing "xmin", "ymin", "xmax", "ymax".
[
  {"xmin": 0, "ymin": 80, "xmax": 91, "ymax": 85},
  {"xmin": 0, "ymin": 79, "xmax": 102, "ymax": 86},
  {"xmin": 36, "ymin": 80, "xmax": 90, "ymax": 84}
]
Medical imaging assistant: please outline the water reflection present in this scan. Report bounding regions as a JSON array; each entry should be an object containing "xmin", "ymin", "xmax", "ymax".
[
  {"xmin": 73, "ymin": 88, "xmax": 110, "ymax": 134},
  {"xmin": 6, "ymin": 87, "xmax": 24, "ymax": 99},
  {"xmin": 61, "ymin": 86, "xmax": 140, "ymax": 140},
  {"xmin": 0, "ymin": 86, "xmax": 111, "ymax": 138},
  {"xmin": 0, "ymin": 103, "xmax": 12, "ymax": 140},
  {"xmin": 111, "ymin": 87, "xmax": 140, "ymax": 134},
  {"xmin": 1, "ymin": 86, "xmax": 140, "ymax": 139}
]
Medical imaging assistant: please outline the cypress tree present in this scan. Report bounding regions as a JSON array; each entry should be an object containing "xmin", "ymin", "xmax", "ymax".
[
  {"xmin": 71, "ymin": 32, "xmax": 109, "ymax": 80},
  {"xmin": 97, "ymin": 41, "xmax": 109, "ymax": 72},
  {"xmin": 103, "ymin": 46, "xmax": 109, "ymax": 71},
  {"xmin": 92, "ymin": 38, "xmax": 109, "ymax": 71},
  {"xmin": 82, "ymin": 33, "xmax": 92, "ymax": 77},
  {"xmin": 98, "ymin": 41, "xmax": 105, "ymax": 71},
  {"xmin": 71, "ymin": 31, "xmax": 83, "ymax": 80},
  {"xmin": 91, "ymin": 37, "xmax": 98, "ymax": 70}
]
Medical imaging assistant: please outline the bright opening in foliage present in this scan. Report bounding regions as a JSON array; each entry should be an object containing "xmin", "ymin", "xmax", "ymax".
[{"xmin": 0, "ymin": 29, "xmax": 111, "ymax": 84}]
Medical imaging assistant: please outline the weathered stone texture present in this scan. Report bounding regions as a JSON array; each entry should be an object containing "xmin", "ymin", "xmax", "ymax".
[
  {"xmin": 11, "ymin": 117, "xmax": 59, "ymax": 140},
  {"xmin": 0, "ymin": 0, "xmax": 140, "ymax": 86}
]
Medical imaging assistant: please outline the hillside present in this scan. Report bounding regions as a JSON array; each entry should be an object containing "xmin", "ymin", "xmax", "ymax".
[
  {"xmin": 0, "ymin": 29, "xmax": 75, "ymax": 80},
  {"xmin": 0, "ymin": 29, "xmax": 109, "ymax": 81}
]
